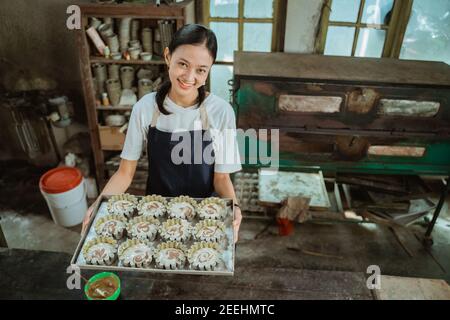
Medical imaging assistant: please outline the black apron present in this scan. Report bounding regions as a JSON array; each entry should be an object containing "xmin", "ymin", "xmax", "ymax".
[{"xmin": 145, "ymin": 102, "xmax": 215, "ymax": 197}]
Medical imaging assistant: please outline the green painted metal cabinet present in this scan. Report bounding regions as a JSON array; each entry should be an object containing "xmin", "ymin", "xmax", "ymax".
[{"xmin": 233, "ymin": 52, "xmax": 450, "ymax": 176}]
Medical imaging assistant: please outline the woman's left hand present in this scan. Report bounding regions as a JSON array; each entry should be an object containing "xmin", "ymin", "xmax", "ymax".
[{"xmin": 233, "ymin": 206, "xmax": 242, "ymax": 243}]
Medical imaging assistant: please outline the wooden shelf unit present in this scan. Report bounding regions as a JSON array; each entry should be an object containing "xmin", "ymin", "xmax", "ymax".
[
  {"xmin": 96, "ymin": 105, "xmax": 133, "ymax": 111},
  {"xmin": 77, "ymin": 1, "xmax": 195, "ymax": 189},
  {"xmin": 89, "ymin": 57, "xmax": 166, "ymax": 65}
]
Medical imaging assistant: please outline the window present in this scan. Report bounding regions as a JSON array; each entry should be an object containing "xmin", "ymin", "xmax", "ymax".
[
  {"xmin": 316, "ymin": 0, "xmax": 450, "ymax": 64},
  {"xmin": 399, "ymin": 0, "xmax": 450, "ymax": 64},
  {"xmin": 316, "ymin": 0, "xmax": 409, "ymax": 58},
  {"xmin": 316, "ymin": 0, "xmax": 407, "ymax": 58},
  {"xmin": 203, "ymin": 0, "xmax": 285, "ymax": 101}
]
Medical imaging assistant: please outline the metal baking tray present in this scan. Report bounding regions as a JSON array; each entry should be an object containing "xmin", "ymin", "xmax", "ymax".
[{"xmin": 70, "ymin": 195, "xmax": 236, "ymax": 276}]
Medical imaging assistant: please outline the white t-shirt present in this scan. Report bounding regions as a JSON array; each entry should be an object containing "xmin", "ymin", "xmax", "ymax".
[{"xmin": 120, "ymin": 92, "xmax": 242, "ymax": 174}]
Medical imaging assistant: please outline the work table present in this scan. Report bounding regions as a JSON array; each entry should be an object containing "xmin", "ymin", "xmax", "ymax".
[{"xmin": 0, "ymin": 248, "xmax": 373, "ymax": 300}]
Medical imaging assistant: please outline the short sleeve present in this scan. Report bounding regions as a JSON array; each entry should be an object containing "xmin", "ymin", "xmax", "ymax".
[
  {"xmin": 213, "ymin": 105, "xmax": 242, "ymax": 174},
  {"xmin": 120, "ymin": 97, "xmax": 152, "ymax": 161}
]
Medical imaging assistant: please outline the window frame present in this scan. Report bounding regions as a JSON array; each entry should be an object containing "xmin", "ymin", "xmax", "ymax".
[
  {"xmin": 203, "ymin": 0, "xmax": 286, "ymax": 65},
  {"xmin": 315, "ymin": 0, "xmax": 413, "ymax": 58},
  {"xmin": 201, "ymin": 0, "xmax": 286, "ymax": 98}
]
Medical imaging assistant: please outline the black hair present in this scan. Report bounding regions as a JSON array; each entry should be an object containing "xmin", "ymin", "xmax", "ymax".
[{"xmin": 155, "ymin": 24, "xmax": 218, "ymax": 115}]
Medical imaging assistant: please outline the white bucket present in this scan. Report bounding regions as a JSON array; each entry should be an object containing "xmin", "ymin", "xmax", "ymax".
[{"xmin": 40, "ymin": 167, "xmax": 88, "ymax": 227}]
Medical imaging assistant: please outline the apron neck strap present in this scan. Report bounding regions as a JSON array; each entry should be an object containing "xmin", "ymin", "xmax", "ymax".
[
  {"xmin": 199, "ymin": 103, "xmax": 209, "ymax": 130},
  {"xmin": 150, "ymin": 105, "xmax": 160, "ymax": 128}
]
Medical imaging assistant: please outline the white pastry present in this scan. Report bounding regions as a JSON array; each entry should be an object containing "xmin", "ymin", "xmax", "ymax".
[
  {"xmin": 83, "ymin": 237, "xmax": 118, "ymax": 266},
  {"xmin": 127, "ymin": 216, "xmax": 160, "ymax": 241},
  {"xmin": 107, "ymin": 194, "xmax": 138, "ymax": 218},
  {"xmin": 137, "ymin": 195, "xmax": 167, "ymax": 218},
  {"xmin": 167, "ymin": 196, "xmax": 197, "ymax": 221},
  {"xmin": 198, "ymin": 198, "xmax": 226, "ymax": 220},
  {"xmin": 95, "ymin": 215, "xmax": 127, "ymax": 240},
  {"xmin": 193, "ymin": 220, "xmax": 225, "ymax": 242},
  {"xmin": 154, "ymin": 242, "xmax": 186, "ymax": 270},
  {"xmin": 188, "ymin": 242, "xmax": 221, "ymax": 271},
  {"xmin": 159, "ymin": 218, "xmax": 191, "ymax": 242},
  {"xmin": 118, "ymin": 240, "xmax": 153, "ymax": 268}
]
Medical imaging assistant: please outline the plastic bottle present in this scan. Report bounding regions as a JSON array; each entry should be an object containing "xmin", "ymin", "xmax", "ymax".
[{"xmin": 102, "ymin": 92, "xmax": 110, "ymax": 106}]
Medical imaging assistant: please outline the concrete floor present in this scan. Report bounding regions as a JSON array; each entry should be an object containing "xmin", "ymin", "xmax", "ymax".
[
  {"xmin": 239, "ymin": 218, "xmax": 450, "ymax": 283},
  {"xmin": 0, "ymin": 210, "xmax": 81, "ymax": 254}
]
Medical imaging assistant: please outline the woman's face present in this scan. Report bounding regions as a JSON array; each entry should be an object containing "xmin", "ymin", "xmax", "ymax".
[{"xmin": 164, "ymin": 44, "xmax": 214, "ymax": 100}]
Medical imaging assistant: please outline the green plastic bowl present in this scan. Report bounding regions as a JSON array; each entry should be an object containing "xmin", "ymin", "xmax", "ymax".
[{"xmin": 84, "ymin": 272, "xmax": 121, "ymax": 300}]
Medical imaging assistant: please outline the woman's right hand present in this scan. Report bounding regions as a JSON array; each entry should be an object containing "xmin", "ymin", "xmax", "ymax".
[
  {"xmin": 80, "ymin": 159, "xmax": 137, "ymax": 235},
  {"xmin": 81, "ymin": 203, "xmax": 96, "ymax": 235}
]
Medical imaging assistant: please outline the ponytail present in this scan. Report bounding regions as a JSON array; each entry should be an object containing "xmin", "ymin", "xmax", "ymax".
[
  {"xmin": 198, "ymin": 85, "xmax": 206, "ymax": 107},
  {"xmin": 155, "ymin": 80, "xmax": 172, "ymax": 115}
]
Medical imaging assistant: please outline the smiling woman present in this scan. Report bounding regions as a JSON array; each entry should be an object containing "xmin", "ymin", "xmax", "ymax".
[
  {"xmin": 157, "ymin": 24, "xmax": 217, "ymax": 113},
  {"xmin": 82, "ymin": 24, "xmax": 243, "ymax": 243}
]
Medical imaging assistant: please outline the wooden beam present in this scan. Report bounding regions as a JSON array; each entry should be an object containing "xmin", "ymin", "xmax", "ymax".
[
  {"xmin": 78, "ymin": 2, "xmax": 192, "ymax": 18},
  {"xmin": 77, "ymin": 16, "xmax": 105, "ymax": 186}
]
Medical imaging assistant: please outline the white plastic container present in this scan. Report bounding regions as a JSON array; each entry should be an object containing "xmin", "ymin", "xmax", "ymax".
[{"xmin": 39, "ymin": 167, "xmax": 88, "ymax": 227}]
